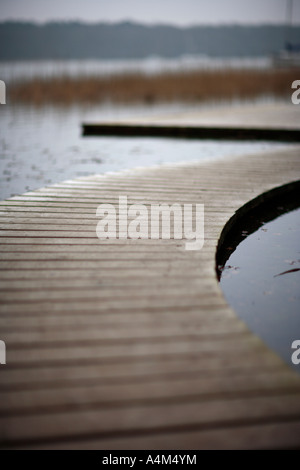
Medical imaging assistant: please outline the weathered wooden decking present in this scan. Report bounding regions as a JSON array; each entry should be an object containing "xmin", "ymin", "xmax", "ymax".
[{"xmin": 0, "ymin": 146, "xmax": 300, "ymax": 449}]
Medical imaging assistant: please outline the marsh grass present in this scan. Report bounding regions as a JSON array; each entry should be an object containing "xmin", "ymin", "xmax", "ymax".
[{"xmin": 10, "ymin": 68, "xmax": 299, "ymax": 105}]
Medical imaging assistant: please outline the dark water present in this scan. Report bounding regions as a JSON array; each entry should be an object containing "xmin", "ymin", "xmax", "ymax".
[{"xmin": 218, "ymin": 185, "xmax": 300, "ymax": 373}]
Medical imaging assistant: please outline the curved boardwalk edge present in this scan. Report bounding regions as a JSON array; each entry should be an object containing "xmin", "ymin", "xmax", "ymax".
[{"xmin": 0, "ymin": 146, "xmax": 300, "ymax": 449}]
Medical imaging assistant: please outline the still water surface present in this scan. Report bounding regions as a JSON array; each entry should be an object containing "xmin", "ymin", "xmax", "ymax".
[
  {"xmin": 0, "ymin": 56, "xmax": 272, "ymax": 84},
  {"xmin": 0, "ymin": 102, "xmax": 292, "ymax": 200},
  {"xmin": 219, "ymin": 198, "xmax": 300, "ymax": 373}
]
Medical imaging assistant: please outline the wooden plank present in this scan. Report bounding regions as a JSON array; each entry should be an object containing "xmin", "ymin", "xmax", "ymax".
[
  {"xmin": 1, "ymin": 370, "xmax": 299, "ymax": 417},
  {"xmin": 1, "ymin": 319, "xmax": 248, "ymax": 344},
  {"xmin": 0, "ymin": 353, "xmax": 286, "ymax": 391},
  {"xmin": 0, "ymin": 297, "xmax": 226, "ymax": 315},
  {"xmin": 29, "ymin": 421, "xmax": 300, "ymax": 450},
  {"xmin": 1, "ymin": 393, "xmax": 300, "ymax": 445}
]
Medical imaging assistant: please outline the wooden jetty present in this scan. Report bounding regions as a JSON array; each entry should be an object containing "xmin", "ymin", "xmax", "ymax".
[
  {"xmin": 0, "ymin": 142, "xmax": 300, "ymax": 449},
  {"xmin": 83, "ymin": 123, "xmax": 300, "ymax": 142},
  {"xmin": 83, "ymin": 102, "xmax": 300, "ymax": 141}
]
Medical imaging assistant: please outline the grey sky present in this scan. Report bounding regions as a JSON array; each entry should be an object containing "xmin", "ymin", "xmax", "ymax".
[{"xmin": 0, "ymin": 0, "xmax": 300, "ymax": 25}]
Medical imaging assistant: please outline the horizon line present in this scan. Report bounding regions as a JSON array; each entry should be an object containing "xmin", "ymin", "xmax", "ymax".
[{"xmin": 1, "ymin": 19, "xmax": 300, "ymax": 28}]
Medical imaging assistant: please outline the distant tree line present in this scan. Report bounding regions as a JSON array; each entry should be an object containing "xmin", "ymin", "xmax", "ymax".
[{"xmin": 0, "ymin": 21, "xmax": 299, "ymax": 60}]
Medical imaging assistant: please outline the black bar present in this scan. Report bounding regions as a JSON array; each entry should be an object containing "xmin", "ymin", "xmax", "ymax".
[{"xmin": 82, "ymin": 123, "xmax": 300, "ymax": 142}]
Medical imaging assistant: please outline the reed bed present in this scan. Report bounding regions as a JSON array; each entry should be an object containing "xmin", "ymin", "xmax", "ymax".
[{"xmin": 9, "ymin": 68, "xmax": 299, "ymax": 105}]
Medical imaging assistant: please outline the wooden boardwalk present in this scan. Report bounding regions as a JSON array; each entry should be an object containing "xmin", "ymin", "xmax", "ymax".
[{"xmin": 0, "ymin": 146, "xmax": 300, "ymax": 449}]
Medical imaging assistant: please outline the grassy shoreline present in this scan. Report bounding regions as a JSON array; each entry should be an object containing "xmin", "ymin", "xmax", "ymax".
[{"xmin": 9, "ymin": 68, "xmax": 299, "ymax": 105}]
